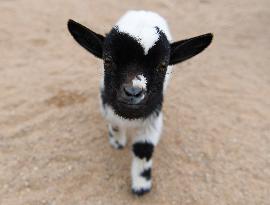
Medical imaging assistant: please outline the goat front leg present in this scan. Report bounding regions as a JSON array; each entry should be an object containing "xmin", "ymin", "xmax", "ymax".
[
  {"xmin": 131, "ymin": 113, "xmax": 163, "ymax": 196},
  {"xmin": 108, "ymin": 124, "xmax": 127, "ymax": 149}
]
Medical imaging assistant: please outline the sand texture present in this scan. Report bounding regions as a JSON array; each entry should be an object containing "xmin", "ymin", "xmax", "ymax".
[{"xmin": 0, "ymin": 0, "xmax": 270, "ymax": 204}]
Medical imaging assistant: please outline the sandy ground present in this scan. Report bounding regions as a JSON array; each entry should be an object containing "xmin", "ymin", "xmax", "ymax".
[{"xmin": 0, "ymin": 0, "xmax": 270, "ymax": 204}]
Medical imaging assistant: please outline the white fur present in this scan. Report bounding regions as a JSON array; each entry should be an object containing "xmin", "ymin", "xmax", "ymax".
[
  {"xmin": 108, "ymin": 124, "xmax": 127, "ymax": 149},
  {"xmin": 115, "ymin": 10, "xmax": 172, "ymax": 55},
  {"xmin": 133, "ymin": 112, "xmax": 163, "ymax": 146},
  {"xmin": 132, "ymin": 74, "xmax": 147, "ymax": 90},
  {"xmin": 131, "ymin": 113, "xmax": 163, "ymax": 191},
  {"xmin": 164, "ymin": 65, "xmax": 173, "ymax": 92},
  {"xmin": 131, "ymin": 158, "xmax": 152, "ymax": 191},
  {"xmin": 101, "ymin": 94, "xmax": 163, "ymax": 192}
]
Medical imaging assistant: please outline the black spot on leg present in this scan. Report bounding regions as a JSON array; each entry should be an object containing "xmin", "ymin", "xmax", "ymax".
[
  {"xmin": 112, "ymin": 126, "xmax": 119, "ymax": 132},
  {"xmin": 132, "ymin": 142, "xmax": 154, "ymax": 161},
  {"xmin": 141, "ymin": 168, "xmax": 151, "ymax": 180}
]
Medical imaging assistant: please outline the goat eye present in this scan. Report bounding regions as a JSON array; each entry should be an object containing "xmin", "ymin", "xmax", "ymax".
[
  {"xmin": 158, "ymin": 62, "xmax": 167, "ymax": 72},
  {"xmin": 104, "ymin": 58, "xmax": 113, "ymax": 68}
]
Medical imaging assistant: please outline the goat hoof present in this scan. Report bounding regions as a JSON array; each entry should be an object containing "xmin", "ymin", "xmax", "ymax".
[
  {"xmin": 132, "ymin": 187, "xmax": 151, "ymax": 196},
  {"xmin": 113, "ymin": 143, "xmax": 124, "ymax": 150},
  {"xmin": 109, "ymin": 136, "xmax": 126, "ymax": 150}
]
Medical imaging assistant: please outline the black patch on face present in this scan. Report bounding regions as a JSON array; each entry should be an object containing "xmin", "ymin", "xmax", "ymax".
[
  {"xmin": 132, "ymin": 142, "xmax": 154, "ymax": 161},
  {"xmin": 141, "ymin": 168, "xmax": 151, "ymax": 180},
  {"xmin": 101, "ymin": 27, "xmax": 170, "ymax": 120}
]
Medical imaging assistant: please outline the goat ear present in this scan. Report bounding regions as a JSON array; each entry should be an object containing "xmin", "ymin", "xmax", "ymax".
[
  {"xmin": 169, "ymin": 33, "xmax": 213, "ymax": 65},
  {"xmin": 67, "ymin": 19, "xmax": 105, "ymax": 59}
]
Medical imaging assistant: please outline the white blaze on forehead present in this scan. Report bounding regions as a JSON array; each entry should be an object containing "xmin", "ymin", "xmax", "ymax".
[
  {"xmin": 115, "ymin": 10, "xmax": 172, "ymax": 55},
  {"xmin": 132, "ymin": 75, "xmax": 147, "ymax": 90}
]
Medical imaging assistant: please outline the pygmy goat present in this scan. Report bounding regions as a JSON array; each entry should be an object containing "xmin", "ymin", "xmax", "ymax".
[{"xmin": 67, "ymin": 10, "xmax": 213, "ymax": 196}]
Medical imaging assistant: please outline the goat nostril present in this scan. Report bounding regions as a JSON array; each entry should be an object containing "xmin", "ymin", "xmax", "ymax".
[{"xmin": 124, "ymin": 86, "xmax": 143, "ymax": 97}]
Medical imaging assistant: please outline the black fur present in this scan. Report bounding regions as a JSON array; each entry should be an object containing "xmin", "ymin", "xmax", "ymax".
[
  {"xmin": 132, "ymin": 142, "xmax": 154, "ymax": 161},
  {"xmin": 141, "ymin": 168, "xmax": 151, "ymax": 180},
  {"xmin": 67, "ymin": 20, "xmax": 104, "ymax": 58},
  {"xmin": 169, "ymin": 33, "xmax": 213, "ymax": 65},
  {"xmin": 101, "ymin": 28, "xmax": 170, "ymax": 119}
]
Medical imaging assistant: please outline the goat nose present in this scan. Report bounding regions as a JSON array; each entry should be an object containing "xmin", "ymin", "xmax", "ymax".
[{"xmin": 123, "ymin": 86, "xmax": 143, "ymax": 97}]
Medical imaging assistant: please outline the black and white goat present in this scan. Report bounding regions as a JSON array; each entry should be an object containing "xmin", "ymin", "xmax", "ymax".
[{"xmin": 67, "ymin": 10, "xmax": 213, "ymax": 196}]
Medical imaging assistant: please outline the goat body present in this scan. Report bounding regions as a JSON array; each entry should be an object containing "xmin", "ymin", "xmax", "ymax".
[{"xmin": 68, "ymin": 10, "xmax": 213, "ymax": 196}]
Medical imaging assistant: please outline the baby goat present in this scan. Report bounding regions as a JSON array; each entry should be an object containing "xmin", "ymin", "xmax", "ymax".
[{"xmin": 67, "ymin": 10, "xmax": 213, "ymax": 196}]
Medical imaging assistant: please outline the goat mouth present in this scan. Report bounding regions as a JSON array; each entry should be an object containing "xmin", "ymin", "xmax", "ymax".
[{"xmin": 117, "ymin": 101, "xmax": 146, "ymax": 109}]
